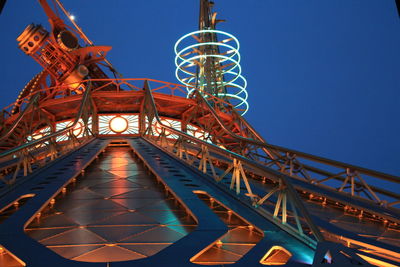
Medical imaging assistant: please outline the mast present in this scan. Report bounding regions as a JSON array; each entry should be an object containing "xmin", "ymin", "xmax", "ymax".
[
  {"xmin": 175, "ymin": 0, "xmax": 249, "ymax": 115},
  {"xmin": 197, "ymin": 0, "xmax": 227, "ymax": 98}
]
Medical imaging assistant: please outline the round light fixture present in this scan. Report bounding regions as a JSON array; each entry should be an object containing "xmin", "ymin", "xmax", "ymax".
[
  {"xmin": 155, "ymin": 121, "xmax": 172, "ymax": 136},
  {"xmin": 109, "ymin": 116, "xmax": 128, "ymax": 133},
  {"xmin": 66, "ymin": 121, "xmax": 83, "ymax": 136}
]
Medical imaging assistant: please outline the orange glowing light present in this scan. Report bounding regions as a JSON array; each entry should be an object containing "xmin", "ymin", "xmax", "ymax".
[
  {"xmin": 260, "ymin": 246, "xmax": 292, "ymax": 265},
  {"xmin": 109, "ymin": 116, "xmax": 128, "ymax": 133},
  {"xmin": 357, "ymin": 253, "xmax": 398, "ymax": 267},
  {"xmin": 155, "ymin": 121, "xmax": 172, "ymax": 136},
  {"xmin": 0, "ymin": 245, "xmax": 26, "ymax": 266},
  {"xmin": 67, "ymin": 121, "xmax": 83, "ymax": 136}
]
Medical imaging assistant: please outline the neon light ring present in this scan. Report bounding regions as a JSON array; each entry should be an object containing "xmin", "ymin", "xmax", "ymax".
[{"xmin": 175, "ymin": 29, "xmax": 249, "ymax": 115}]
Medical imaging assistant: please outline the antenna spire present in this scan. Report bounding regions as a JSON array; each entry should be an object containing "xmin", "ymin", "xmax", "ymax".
[
  {"xmin": 199, "ymin": 0, "xmax": 215, "ymax": 30},
  {"xmin": 175, "ymin": 0, "xmax": 249, "ymax": 115}
]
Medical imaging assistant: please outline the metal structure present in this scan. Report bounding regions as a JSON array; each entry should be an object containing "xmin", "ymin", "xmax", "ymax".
[
  {"xmin": 175, "ymin": 0, "xmax": 248, "ymax": 115},
  {"xmin": 0, "ymin": 1, "xmax": 399, "ymax": 266}
]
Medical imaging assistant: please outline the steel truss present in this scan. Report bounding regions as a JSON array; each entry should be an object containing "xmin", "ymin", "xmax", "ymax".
[
  {"xmin": 0, "ymin": 0, "xmax": 398, "ymax": 265},
  {"xmin": 0, "ymin": 78, "xmax": 399, "ymax": 265}
]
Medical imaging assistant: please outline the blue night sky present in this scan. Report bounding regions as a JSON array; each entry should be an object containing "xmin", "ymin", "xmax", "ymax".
[{"xmin": 1, "ymin": 1, "xmax": 399, "ymax": 176}]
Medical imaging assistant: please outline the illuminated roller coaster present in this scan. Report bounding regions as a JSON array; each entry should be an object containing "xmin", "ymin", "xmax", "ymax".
[{"xmin": 0, "ymin": 0, "xmax": 399, "ymax": 266}]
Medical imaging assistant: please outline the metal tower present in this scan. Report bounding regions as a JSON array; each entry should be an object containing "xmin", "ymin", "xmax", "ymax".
[
  {"xmin": 0, "ymin": 1, "xmax": 399, "ymax": 266},
  {"xmin": 175, "ymin": 0, "xmax": 248, "ymax": 114}
]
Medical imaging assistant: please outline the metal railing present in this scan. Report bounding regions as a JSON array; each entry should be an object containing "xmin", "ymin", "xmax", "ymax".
[
  {"xmin": 0, "ymin": 94, "xmax": 40, "ymax": 143},
  {"xmin": 187, "ymin": 87, "xmax": 400, "ymax": 212},
  {"xmin": 0, "ymin": 81, "xmax": 94, "ymax": 186},
  {"xmin": 140, "ymin": 80, "xmax": 324, "ymax": 248},
  {"xmin": 1, "ymin": 77, "xmax": 397, "ymax": 216},
  {"xmin": 139, "ymin": 79, "xmax": 400, "ymax": 262}
]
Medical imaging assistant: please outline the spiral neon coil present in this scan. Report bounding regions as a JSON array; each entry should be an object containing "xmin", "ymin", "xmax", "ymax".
[{"xmin": 175, "ymin": 29, "xmax": 249, "ymax": 115}]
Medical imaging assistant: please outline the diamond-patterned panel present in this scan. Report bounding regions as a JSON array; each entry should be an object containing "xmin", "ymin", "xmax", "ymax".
[
  {"xmin": 25, "ymin": 146, "xmax": 196, "ymax": 262},
  {"xmin": 0, "ymin": 246, "xmax": 25, "ymax": 267},
  {"xmin": 191, "ymin": 193, "xmax": 263, "ymax": 264}
]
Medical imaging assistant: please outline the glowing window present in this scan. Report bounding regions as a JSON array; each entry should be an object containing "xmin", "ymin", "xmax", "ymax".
[
  {"xmin": 155, "ymin": 121, "xmax": 172, "ymax": 136},
  {"xmin": 56, "ymin": 118, "xmax": 91, "ymax": 142},
  {"xmin": 67, "ymin": 121, "xmax": 83, "ymax": 136},
  {"xmin": 109, "ymin": 116, "xmax": 128, "ymax": 133},
  {"xmin": 260, "ymin": 246, "xmax": 292, "ymax": 265},
  {"xmin": 99, "ymin": 115, "xmax": 138, "ymax": 135}
]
